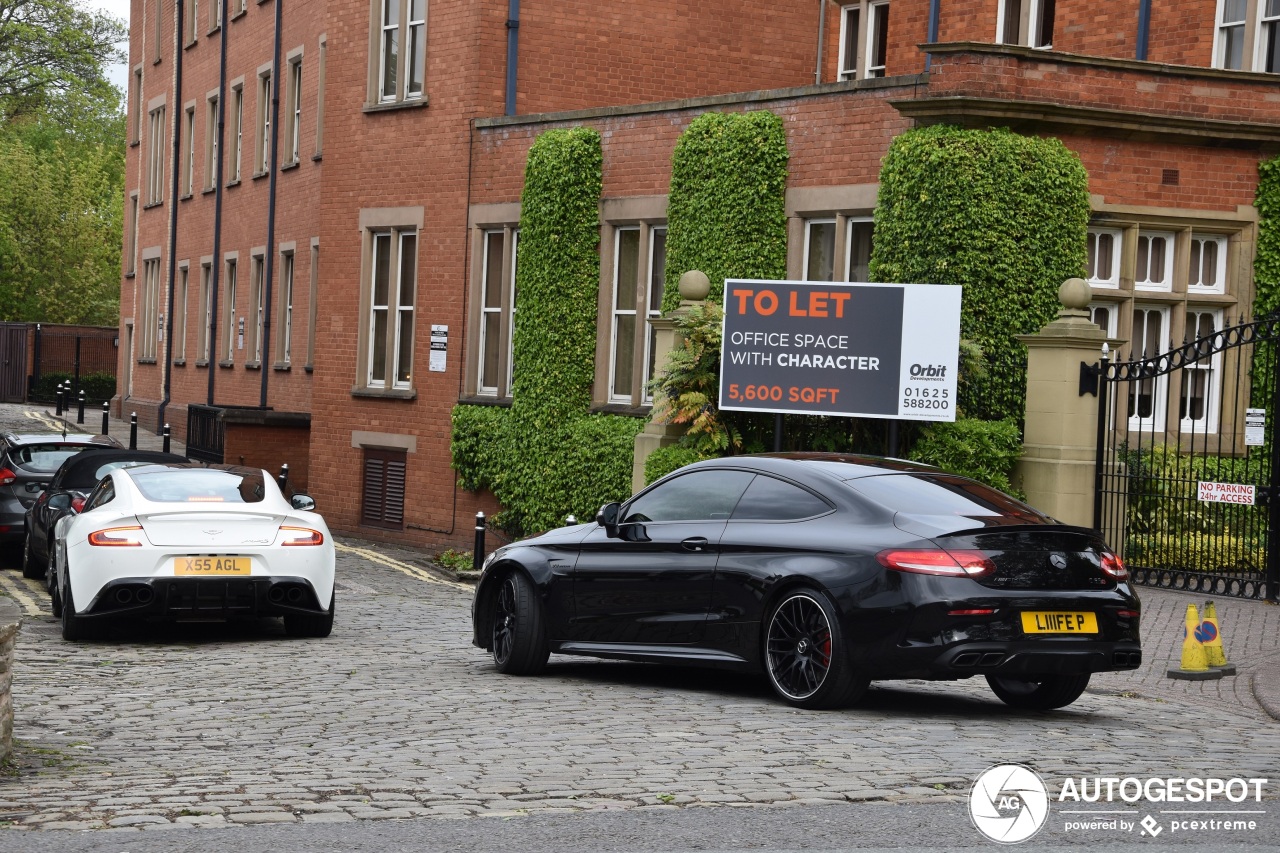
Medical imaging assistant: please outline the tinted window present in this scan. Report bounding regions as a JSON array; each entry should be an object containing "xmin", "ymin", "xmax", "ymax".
[
  {"xmin": 731, "ymin": 475, "xmax": 831, "ymax": 521},
  {"xmin": 85, "ymin": 478, "xmax": 115, "ymax": 510},
  {"xmin": 849, "ymin": 474, "xmax": 1047, "ymax": 522},
  {"xmin": 9, "ymin": 444, "xmax": 92, "ymax": 472},
  {"xmin": 622, "ymin": 470, "xmax": 754, "ymax": 523},
  {"xmin": 131, "ymin": 469, "xmax": 267, "ymax": 504}
]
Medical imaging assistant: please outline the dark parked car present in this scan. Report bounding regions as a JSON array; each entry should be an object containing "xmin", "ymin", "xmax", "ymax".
[
  {"xmin": 22, "ymin": 448, "xmax": 187, "ymax": 581},
  {"xmin": 471, "ymin": 454, "xmax": 1141, "ymax": 711},
  {"xmin": 1, "ymin": 433, "xmax": 121, "ymax": 554}
]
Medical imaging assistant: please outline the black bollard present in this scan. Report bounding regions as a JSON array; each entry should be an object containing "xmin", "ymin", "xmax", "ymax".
[
  {"xmin": 472, "ymin": 512, "xmax": 486, "ymax": 574},
  {"xmin": 162, "ymin": 424, "xmax": 171, "ymax": 454},
  {"xmin": 101, "ymin": 402, "xmax": 110, "ymax": 436},
  {"xmin": 129, "ymin": 412, "xmax": 138, "ymax": 449},
  {"xmin": 55, "ymin": 382, "xmax": 64, "ymax": 416},
  {"xmin": 277, "ymin": 463, "xmax": 290, "ymax": 492},
  {"xmin": 77, "ymin": 390, "xmax": 85, "ymax": 425}
]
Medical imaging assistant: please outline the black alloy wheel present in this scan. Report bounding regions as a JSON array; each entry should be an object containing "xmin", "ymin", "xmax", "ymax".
[
  {"xmin": 764, "ymin": 589, "xmax": 867, "ymax": 710},
  {"xmin": 48, "ymin": 547, "xmax": 62, "ymax": 618},
  {"xmin": 491, "ymin": 571, "xmax": 549, "ymax": 676},
  {"xmin": 21, "ymin": 533, "xmax": 44, "ymax": 580},
  {"xmin": 986, "ymin": 673, "xmax": 1092, "ymax": 711},
  {"xmin": 60, "ymin": 574, "xmax": 100, "ymax": 642}
]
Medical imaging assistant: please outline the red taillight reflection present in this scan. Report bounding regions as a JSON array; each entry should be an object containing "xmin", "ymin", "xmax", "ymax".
[
  {"xmin": 1100, "ymin": 552, "xmax": 1129, "ymax": 581},
  {"xmin": 948, "ymin": 608, "xmax": 997, "ymax": 616},
  {"xmin": 280, "ymin": 526, "xmax": 324, "ymax": 546},
  {"xmin": 0, "ymin": 468, "xmax": 15, "ymax": 486},
  {"xmin": 71, "ymin": 495, "xmax": 86, "ymax": 513},
  {"xmin": 1117, "ymin": 609, "xmax": 1140, "ymax": 619},
  {"xmin": 876, "ymin": 549, "xmax": 996, "ymax": 578},
  {"xmin": 88, "ymin": 525, "xmax": 144, "ymax": 546}
]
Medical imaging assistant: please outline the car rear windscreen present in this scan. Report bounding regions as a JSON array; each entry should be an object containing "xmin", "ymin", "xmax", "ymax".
[
  {"xmin": 848, "ymin": 473, "xmax": 1047, "ymax": 523},
  {"xmin": 131, "ymin": 469, "xmax": 267, "ymax": 503},
  {"xmin": 11, "ymin": 444, "xmax": 94, "ymax": 473}
]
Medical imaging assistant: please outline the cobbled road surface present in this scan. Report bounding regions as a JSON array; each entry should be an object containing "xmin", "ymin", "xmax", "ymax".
[{"xmin": 0, "ymin": 537, "xmax": 1276, "ymax": 835}]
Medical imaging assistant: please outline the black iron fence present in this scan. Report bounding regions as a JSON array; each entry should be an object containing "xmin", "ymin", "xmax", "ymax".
[
  {"xmin": 186, "ymin": 404, "xmax": 225, "ymax": 464},
  {"xmin": 30, "ymin": 325, "xmax": 118, "ymax": 402},
  {"xmin": 1093, "ymin": 313, "xmax": 1280, "ymax": 601}
]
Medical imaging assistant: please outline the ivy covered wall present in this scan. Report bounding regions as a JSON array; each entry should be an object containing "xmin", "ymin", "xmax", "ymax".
[
  {"xmin": 870, "ymin": 125, "xmax": 1092, "ymax": 422},
  {"xmin": 1253, "ymin": 156, "xmax": 1280, "ymax": 315}
]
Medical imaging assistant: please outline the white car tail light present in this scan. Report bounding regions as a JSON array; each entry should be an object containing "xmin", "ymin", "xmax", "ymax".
[
  {"xmin": 1100, "ymin": 552, "xmax": 1129, "ymax": 581},
  {"xmin": 88, "ymin": 525, "xmax": 145, "ymax": 546},
  {"xmin": 280, "ymin": 526, "xmax": 324, "ymax": 546},
  {"xmin": 876, "ymin": 548, "xmax": 996, "ymax": 578}
]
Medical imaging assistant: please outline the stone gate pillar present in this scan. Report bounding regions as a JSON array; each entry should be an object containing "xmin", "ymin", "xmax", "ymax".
[
  {"xmin": 1016, "ymin": 278, "xmax": 1121, "ymax": 529},
  {"xmin": 632, "ymin": 271, "xmax": 710, "ymax": 493}
]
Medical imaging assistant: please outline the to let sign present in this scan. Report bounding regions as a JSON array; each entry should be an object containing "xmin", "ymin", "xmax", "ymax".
[
  {"xmin": 718, "ymin": 280, "xmax": 961, "ymax": 421},
  {"xmin": 1197, "ymin": 481, "xmax": 1256, "ymax": 505}
]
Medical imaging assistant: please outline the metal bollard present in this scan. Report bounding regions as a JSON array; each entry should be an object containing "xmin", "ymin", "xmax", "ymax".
[
  {"xmin": 277, "ymin": 463, "xmax": 289, "ymax": 492},
  {"xmin": 472, "ymin": 512, "xmax": 486, "ymax": 574},
  {"xmin": 101, "ymin": 401, "xmax": 110, "ymax": 436},
  {"xmin": 162, "ymin": 424, "xmax": 171, "ymax": 454},
  {"xmin": 55, "ymin": 382, "xmax": 64, "ymax": 416},
  {"xmin": 77, "ymin": 390, "xmax": 85, "ymax": 425},
  {"xmin": 129, "ymin": 412, "xmax": 138, "ymax": 449}
]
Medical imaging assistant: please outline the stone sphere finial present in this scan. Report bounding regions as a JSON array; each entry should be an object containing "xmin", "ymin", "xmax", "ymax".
[
  {"xmin": 678, "ymin": 270, "xmax": 711, "ymax": 302},
  {"xmin": 1059, "ymin": 277, "xmax": 1091, "ymax": 311}
]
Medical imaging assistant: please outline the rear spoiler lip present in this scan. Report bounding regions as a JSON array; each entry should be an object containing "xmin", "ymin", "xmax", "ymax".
[{"xmin": 893, "ymin": 516, "xmax": 1103, "ymax": 542}]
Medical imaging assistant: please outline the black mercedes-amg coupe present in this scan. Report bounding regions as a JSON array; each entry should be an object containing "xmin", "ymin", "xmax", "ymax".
[{"xmin": 471, "ymin": 454, "xmax": 1140, "ymax": 710}]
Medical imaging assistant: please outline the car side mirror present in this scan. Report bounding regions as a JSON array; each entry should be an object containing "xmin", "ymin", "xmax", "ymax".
[
  {"xmin": 596, "ymin": 502, "xmax": 620, "ymax": 538},
  {"xmin": 291, "ymin": 494, "xmax": 316, "ymax": 512},
  {"xmin": 47, "ymin": 493, "xmax": 72, "ymax": 511}
]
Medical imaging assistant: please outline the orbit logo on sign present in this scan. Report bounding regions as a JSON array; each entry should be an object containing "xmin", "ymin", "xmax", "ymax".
[{"xmin": 969, "ymin": 764, "xmax": 1050, "ymax": 844}]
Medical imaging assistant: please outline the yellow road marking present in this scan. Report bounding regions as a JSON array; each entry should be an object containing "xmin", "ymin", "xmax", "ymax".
[
  {"xmin": 0, "ymin": 572, "xmax": 47, "ymax": 617},
  {"xmin": 23, "ymin": 409, "xmax": 74, "ymax": 433},
  {"xmin": 334, "ymin": 542, "xmax": 472, "ymax": 592}
]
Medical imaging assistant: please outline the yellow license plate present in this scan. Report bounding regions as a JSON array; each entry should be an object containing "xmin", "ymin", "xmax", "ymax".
[
  {"xmin": 174, "ymin": 556, "xmax": 251, "ymax": 576},
  {"xmin": 1021, "ymin": 611, "xmax": 1098, "ymax": 634}
]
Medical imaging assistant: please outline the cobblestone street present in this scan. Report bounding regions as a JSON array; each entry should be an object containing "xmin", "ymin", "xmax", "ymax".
[{"xmin": 1, "ymin": 538, "xmax": 1277, "ymax": 833}]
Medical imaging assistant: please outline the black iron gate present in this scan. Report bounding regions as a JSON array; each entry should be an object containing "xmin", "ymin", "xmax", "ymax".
[
  {"xmin": 186, "ymin": 404, "xmax": 225, "ymax": 464},
  {"xmin": 1093, "ymin": 314, "xmax": 1280, "ymax": 601},
  {"xmin": 0, "ymin": 323, "xmax": 26, "ymax": 402}
]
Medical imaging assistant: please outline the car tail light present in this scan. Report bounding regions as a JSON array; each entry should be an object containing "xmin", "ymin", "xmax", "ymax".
[
  {"xmin": 71, "ymin": 495, "xmax": 86, "ymax": 512},
  {"xmin": 876, "ymin": 549, "xmax": 996, "ymax": 578},
  {"xmin": 1117, "ymin": 609, "xmax": 1140, "ymax": 619},
  {"xmin": 948, "ymin": 608, "xmax": 997, "ymax": 616},
  {"xmin": 1100, "ymin": 552, "xmax": 1129, "ymax": 581},
  {"xmin": 280, "ymin": 526, "xmax": 324, "ymax": 546},
  {"xmin": 88, "ymin": 525, "xmax": 145, "ymax": 546},
  {"xmin": 0, "ymin": 468, "xmax": 15, "ymax": 486}
]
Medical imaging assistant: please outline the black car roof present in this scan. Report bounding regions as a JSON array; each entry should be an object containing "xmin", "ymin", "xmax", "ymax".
[{"xmin": 52, "ymin": 449, "xmax": 189, "ymax": 488}]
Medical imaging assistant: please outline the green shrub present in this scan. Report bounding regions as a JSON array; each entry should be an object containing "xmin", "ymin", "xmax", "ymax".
[
  {"xmin": 907, "ymin": 417, "xmax": 1024, "ymax": 496},
  {"xmin": 870, "ymin": 126, "xmax": 1091, "ymax": 422},
  {"xmin": 644, "ymin": 444, "xmax": 710, "ymax": 485}
]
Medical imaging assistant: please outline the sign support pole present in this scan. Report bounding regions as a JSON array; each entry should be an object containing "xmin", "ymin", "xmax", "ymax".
[{"xmin": 773, "ymin": 414, "xmax": 783, "ymax": 452}]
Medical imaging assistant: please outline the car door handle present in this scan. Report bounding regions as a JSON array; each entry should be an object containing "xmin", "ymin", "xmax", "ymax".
[{"xmin": 681, "ymin": 537, "xmax": 710, "ymax": 552}]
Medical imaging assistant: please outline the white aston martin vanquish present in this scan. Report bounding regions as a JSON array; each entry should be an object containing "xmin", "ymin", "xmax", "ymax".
[{"xmin": 51, "ymin": 463, "xmax": 335, "ymax": 641}]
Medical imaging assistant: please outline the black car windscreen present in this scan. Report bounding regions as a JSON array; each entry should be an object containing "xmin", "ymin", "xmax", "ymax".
[{"xmin": 848, "ymin": 473, "xmax": 1049, "ymax": 537}]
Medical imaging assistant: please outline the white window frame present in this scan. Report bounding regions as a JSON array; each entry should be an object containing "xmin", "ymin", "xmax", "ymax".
[
  {"xmin": 205, "ymin": 94, "xmax": 220, "ymax": 190},
  {"xmin": 278, "ymin": 249, "xmax": 295, "ymax": 365},
  {"xmin": 407, "ymin": 0, "xmax": 426, "ymax": 99},
  {"xmin": 1134, "ymin": 230, "xmax": 1175, "ymax": 292},
  {"xmin": 477, "ymin": 229, "xmax": 508, "ymax": 395},
  {"xmin": 1215, "ymin": 0, "xmax": 1249, "ymax": 69},
  {"xmin": 608, "ymin": 227, "xmax": 642, "ymax": 403},
  {"xmin": 175, "ymin": 263, "xmax": 189, "ymax": 361},
  {"xmin": 186, "ymin": 0, "xmax": 199, "ymax": 43},
  {"xmin": 837, "ymin": 5, "xmax": 861, "ymax": 80},
  {"xmin": 996, "ymin": 0, "xmax": 1054, "ymax": 49},
  {"xmin": 802, "ymin": 219, "xmax": 837, "ymax": 282},
  {"xmin": 1088, "ymin": 302, "xmax": 1119, "ymax": 337},
  {"xmin": 146, "ymin": 105, "xmax": 166, "ymax": 204},
  {"xmin": 286, "ymin": 56, "xmax": 303, "ymax": 165},
  {"xmin": 198, "ymin": 261, "xmax": 212, "ymax": 362},
  {"xmin": 1180, "ymin": 308, "xmax": 1223, "ymax": 433},
  {"xmin": 249, "ymin": 253, "xmax": 265, "ymax": 364},
  {"xmin": 1189, "ymin": 233, "xmax": 1229, "ymax": 294},
  {"xmin": 307, "ymin": 240, "xmax": 319, "ymax": 370},
  {"xmin": 865, "ymin": 0, "xmax": 889, "ymax": 77},
  {"xmin": 844, "ymin": 217, "xmax": 874, "ymax": 282},
  {"xmin": 256, "ymin": 70, "xmax": 272, "ymax": 175},
  {"xmin": 641, "ymin": 226, "xmax": 667, "ymax": 404},
  {"xmin": 378, "ymin": 0, "xmax": 400, "ymax": 103},
  {"xmin": 1256, "ymin": 0, "xmax": 1280, "ymax": 73},
  {"xmin": 1029, "ymin": 0, "xmax": 1054, "ymax": 49},
  {"xmin": 230, "ymin": 84, "xmax": 243, "ymax": 182},
  {"xmin": 1128, "ymin": 304, "xmax": 1170, "ymax": 433},
  {"xmin": 140, "ymin": 257, "xmax": 161, "ymax": 359},
  {"xmin": 365, "ymin": 229, "xmax": 417, "ymax": 390},
  {"xmin": 1087, "ymin": 227, "xmax": 1122, "ymax": 289},
  {"xmin": 221, "ymin": 258, "xmax": 238, "ymax": 363},
  {"xmin": 182, "ymin": 105, "xmax": 195, "ymax": 196}
]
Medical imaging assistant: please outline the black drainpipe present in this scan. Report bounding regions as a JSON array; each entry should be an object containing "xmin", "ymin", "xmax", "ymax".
[
  {"xmin": 158, "ymin": 0, "xmax": 185, "ymax": 431},
  {"xmin": 259, "ymin": 0, "xmax": 284, "ymax": 407},
  {"xmin": 1136, "ymin": 0, "xmax": 1152, "ymax": 61},
  {"xmin": 925, "ymin": 0, "xmax": 940, "ymax": 72},
  {"xmin": 207, "ymin": 0, "xmax": 230, "ymax": 406},
  {"xmin": 505, "ymin": 0, "xmax": 520, "ymax": 116},
  {"xmin": 814, "ymin": 0, "xmax": 826, "ymax": 85}
]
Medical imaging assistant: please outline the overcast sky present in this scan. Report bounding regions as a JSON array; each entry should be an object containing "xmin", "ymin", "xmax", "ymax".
[{"xmin": 84, "ymin": 0, "xmax": 131, "ymax": 93}]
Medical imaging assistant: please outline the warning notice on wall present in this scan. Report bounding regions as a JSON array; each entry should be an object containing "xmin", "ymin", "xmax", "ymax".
[
  {"xmin": 1197, "ymin": 481, "xmax": 1256, "ymax": 505},
  {"xmin": 718, "ymin": 280, "xmax": 961, "ymax": 421}
]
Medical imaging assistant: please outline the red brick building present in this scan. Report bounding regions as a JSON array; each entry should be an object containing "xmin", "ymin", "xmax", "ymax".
[{"xmin": 123, "ymin": 0, "xmax": 1280, "ymax": 546}]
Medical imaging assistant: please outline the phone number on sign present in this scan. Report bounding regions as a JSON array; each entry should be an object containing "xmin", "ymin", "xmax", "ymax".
[
  {"xmin": 726, "ymin": 384, "xmax": 841, "ymax": 405},
  {"xmin": 901, "ymin": 387, "xmax": 950, "ymax": 410}
]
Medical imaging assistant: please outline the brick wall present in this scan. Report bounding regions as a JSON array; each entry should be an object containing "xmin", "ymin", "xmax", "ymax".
[
  {"xmin": 223, "ymin": 423, "xmax": 311, "ymax": 492},
  {"xmin": 0, "ymin": 598, "xmax": 19, "ymax": 765}
]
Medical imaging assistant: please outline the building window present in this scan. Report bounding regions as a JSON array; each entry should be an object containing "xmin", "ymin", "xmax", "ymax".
[
  {"xmin": 256, "ymin": 70, "xmax": 272, "ymax": 175},
  {"xmin": 800, "ymin": 216, "xmax": 875, "ymax": 283},
  {"xmin": 212, "ymin": 0, "xmax": 221, "ymax": 30},
  {"xmin": 315, "ymin": 37, "xmax": 326, "ymax": 157},
  {"xmin": 186, "ymin": 0, "xmax": 199, "ymax": 43},
  {"xmin": 803, "ymin": 220, "xmax": 837, "ymax": 281},
  {"xmin": 175, "ymin": 264, "xmax": 189, "ymax": 361},
  {"xmin": 307, "ymin": 241, "xmax": 319, "ymax": 369},
  {"xmin": 373, "ymin": 0, "xmax": 427, "ymax": 104},
  {"xmin": 285, "ymin": 56, "xmax": 302, "ymax": 165},
  {"xmin": 221, "ymin": 258, "xmax": 238, "ymax": 363},
  {"xmin": 1213, "ymin": 0, "xmax": 1280, "ymax": 72},
  {"xmin": 606, "ymin": 223, "xmax": 666, "ymax": 405},
  {"xmin": 146, "ymin": 105, "xmax": 166, "ymax": 204},
  {"xmin": 1135, "ymin": 231, "xmax": 1174, "ymax": 291},
  {"xmin": 230, "ymin": 84, "xmax": 243, "ymax": 182},
  {"xmin": 998, "ymin": 0, "xmax": 1054, "ymax": 48},
  {"xmin": 837, "ymin": 1, "xmax": 889, "ymax": 81},
  {"xmin": 1180, "ymin": 309, "xmax": 1223, "ymax": 432},
  {"xmin": 140, "ymin": 257, "xmax": 162, "ymax": 359},
  {"xmin": 126, "ymin": 193, "xmax": 139, "ymax": 275},
  {"xmin": 205, "ymin": 94, "xmax": 220, "ymax": 189},
  {"xmin": 1087, "ymin": 227, "xmax": 1121, "ymax": 288},
  {"xmin": 1089, "ymin": 303, "xmax": 1118, "ymax": 337},
  {"xmin": 131, "ymin": 67, "xmax": 143, "ymax": 143},
  {"xmin": 361, "ymin": 447, "xmax": 405, "ymax": 529},
  {"xmin": 198, "ymin": 261, "xmax": 212, "ymax": 362},
  {"xmin": 473, "ymin": 226, "xmax": 519, "ymax": 397},
  {"xmin": 1128, "ymin": 305, "xmax": 1169, "ymax": 432},
  {"xmin": 152, "ymin": 0, "xmax": 163, "ymax": 63},
  {"xmin": 182, "ymin": 106, "xmax": 195, "ymax": 196},
  {"xmin": 365, "ymin": 229, "xmax": 417, "ymax": 389},
  {"xmin": 846, "ymin": 219, "xmax": 873, "ymax": 282},
  {"xmin": 235, "ymin": 0, "xmax": 246, "ymax": 15},
  {"xmin": 277, "ymin": 250, "xmax": 295, "ymax": 365},
  {"xmin": 1217, "ymin": 0, "xmax": 1249, "ymax": 68},
  {"xmin": 249, "ymin": 254, "xmax": 265, "ymax": 364},
  {"xmin": 1262, "ymin": 0, "xmax": 1280, "ymax": 72},
  {"xmin": 1190, "ymin": 233, "xmax": 1228, "ymax": 293}
]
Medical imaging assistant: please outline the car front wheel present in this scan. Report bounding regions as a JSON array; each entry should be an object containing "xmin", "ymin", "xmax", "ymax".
[
  {"xmin": 764, "ymin": 588, "xmax": 867, "ymax": 710},
  {"xmin": 986, "ymin": 673, "xmax": 1091, "ymax": 711},
  {"xmin": 491, "ymin": 571, "xmax": 548, "ymax": 675}
]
